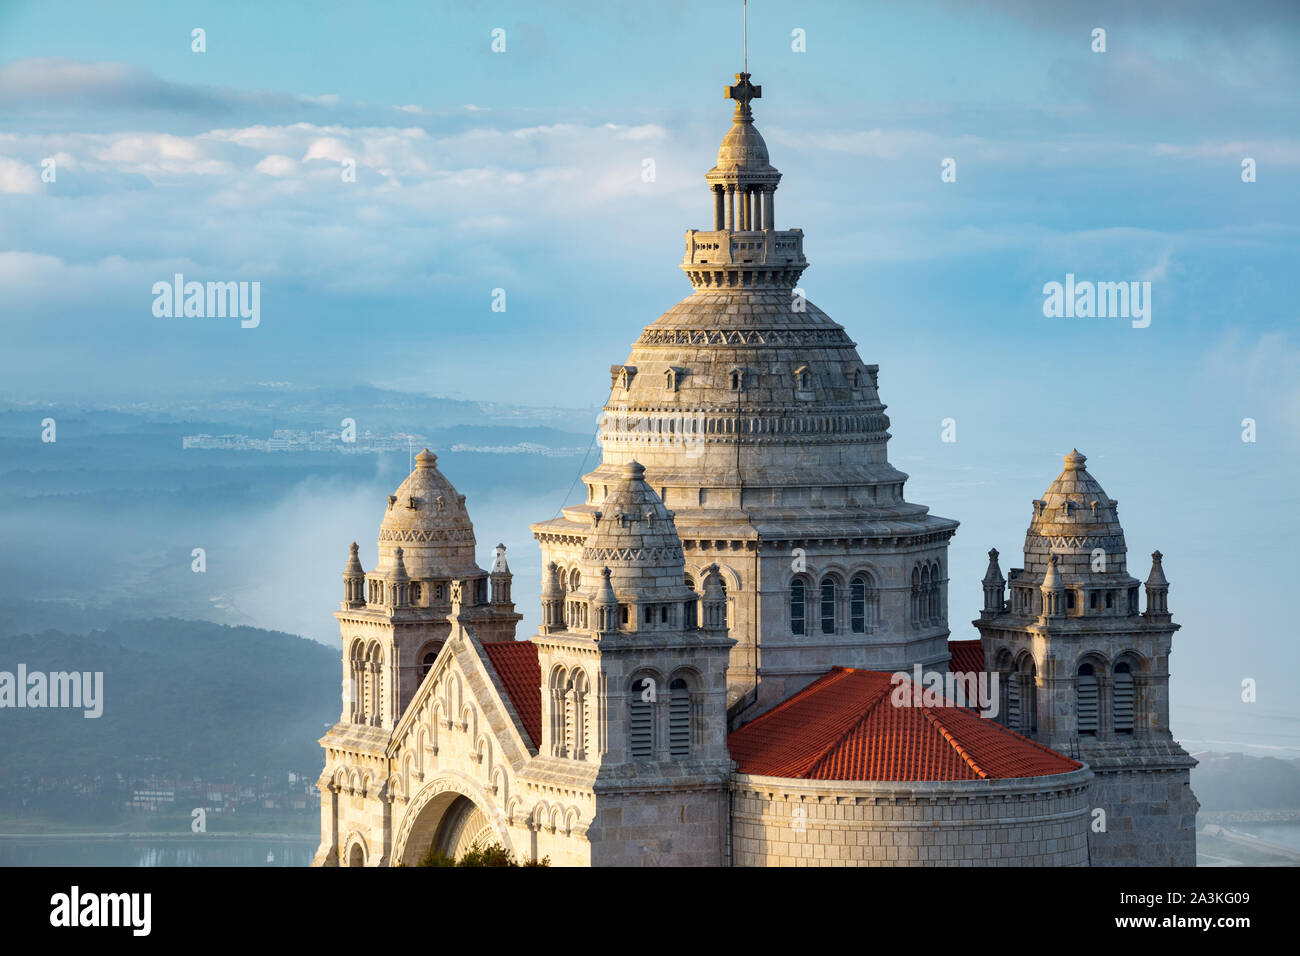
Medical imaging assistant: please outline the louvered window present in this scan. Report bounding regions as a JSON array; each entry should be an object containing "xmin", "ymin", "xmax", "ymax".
[
  {"xmin": 669, "ymin": 679, "xmax": 691, "ymax": 759},
  {"xmin": 629, "ymin": 679, "xmax": 654, "ymax": 759},
  {"xmin": 1077, "ymin": 664, "xmax": 1098, "ymax": 735},
  {"xmin": 1113, "ymin": 663, "xmax": 1134, "ymax": 733}
]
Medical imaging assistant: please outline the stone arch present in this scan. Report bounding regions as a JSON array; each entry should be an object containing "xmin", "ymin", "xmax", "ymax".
[
  {"xmin": 849, "ymin": 567, "xmax": 882, "ymax": 633},
  {"xmin": 448, "ymin": 672, "xmax": 463, "ymax": 717},
  {"xmin": 402, "ymin": 750, "xmax": 417, "ymax": 788},
  {"xmin": 415, "ymin": 639, "xmax": 443, "ymax": 683},
  {"xmin": 490, "ymin": 766, "xmax": 509, "ymax": 803},
  {"xmin": 474, "ymin": 732, "xmax": 493, "ymax": 771},
  {"xmin": 388, "ymin": 770, "xmax": 406, "ymax": 804},
  {"xmin": 667, "ymin": 664, "xmax": 704, "ymax": 690},
  {"xmin": 1071, "ymin": 649, "xmax": 1111, "ymax": 675},
  {"xmin": 392, "ymin": 771, "xmax": 510, "ymax": 866},
  {"xmin": 710, "ymin": 562, "xmax": 742, "ymax": 593},
  {"xmin": 343, "ymin": 831, "xmax": 369, "ymax": 867},
  {"xmin": 564, "ymin": 805, "xmax": 582, "ymax": 837}
]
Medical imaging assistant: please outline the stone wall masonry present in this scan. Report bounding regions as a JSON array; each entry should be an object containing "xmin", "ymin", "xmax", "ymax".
[{"xmin": 731, "ymin": 770, "xmax": 1093, "ymax": 866}]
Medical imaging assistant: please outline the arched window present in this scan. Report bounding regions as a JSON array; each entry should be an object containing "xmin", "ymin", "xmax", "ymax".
[
  {"xmin": 920, "ymin": 566, "xmax": 931, "ymax": 625},
  {"xmin": 910, "ymin": 567, "xmax": 921, "ymax": 626},
  {"xmin": 669, "ymin": 678, "xmax": 691, "ymax": 759},
  {"xmin": 684, "ymin": 575, "xmax": 698, "ymax": 628},
  {"xmin": 365, "ymin": 643, "xmax": 383, "ymax": 727},
  {"xmin": 572, "ymin": 670, "xmax": 590, "ymax": 760},
  {"xmin": 349, "ymin": 641, "xmax": 365, "ymax": 723},
  {"xmin": 410, "ymin": 581, "xmax": 422, "ymax": 604},
  {"xmin": 790, "ymin": 579, "xmax": 806, "ymax": 636},
  {"xmin": 850, "ymin": 574, "xmax": 879, "ymax": 633},
  {"xmin": 820, "ymin": 577, "xmax": 836, "ymax": 634},
  {"xmin": 419, "ymin": 643, "xmax": 442, "ymax": 682},
  {"xmin": 1077, "ymin": 663, "xmax": 1098, "ymax": 735},
  {"xmin": 928, "ymin": 562, "xmax": 941, "ymax": 622},
  {"xmin": 1113, "ymin": 661, "xmax": 1134, "ymax": 734},
  {"xmin": 1022, "ymin": 659, "xmax": 1038, "ymax": 734},
  {"xmin": 629, "ymin": 678, "xmax": 655, "ymax": 759},
  {"xmin": 549, "ymin": 667, "xmax": 568, "ymax": 758}
]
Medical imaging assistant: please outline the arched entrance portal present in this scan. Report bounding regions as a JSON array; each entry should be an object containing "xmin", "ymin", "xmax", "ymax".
[
  {"xmin": 433, "ymin": 796, "xmax": 497, "ymax": 858},
  {"xmin": 395, "ymin": 783, "xmax": 507, "ymax": 866},
  {"xmin": 347, "ymin": 843, "xmax": 365, "ymax": 867}
]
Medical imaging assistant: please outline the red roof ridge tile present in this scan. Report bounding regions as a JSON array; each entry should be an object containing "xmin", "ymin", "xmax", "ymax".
[
  {"xmin": 920, "ymin": 706, "xmax": 989, "ymax": 779},
  {"xmin": 804, "ymin": 682, "xmax": 894, "ymax": 779}
]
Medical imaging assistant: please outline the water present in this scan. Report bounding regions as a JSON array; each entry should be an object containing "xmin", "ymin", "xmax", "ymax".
[
  {"xmin": 0, "ymin": 836, "xmax": 316, "ymax": 867},
  {"xmin": 1234, "ymin": 823, "xmax": 1300, "ymax": 853}
]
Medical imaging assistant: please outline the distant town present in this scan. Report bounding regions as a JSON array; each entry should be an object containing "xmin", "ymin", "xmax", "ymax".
[{"xmin": 181, "ymin": 429, "xmax": 586, "ymax": 457}]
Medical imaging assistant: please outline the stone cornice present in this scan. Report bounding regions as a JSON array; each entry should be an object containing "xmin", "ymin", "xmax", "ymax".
[{"xmin": 635, "ymin": 326, "xmax": 854, "ymax": 348}]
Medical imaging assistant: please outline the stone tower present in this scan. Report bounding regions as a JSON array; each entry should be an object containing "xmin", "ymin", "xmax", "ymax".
[
  {"xmin": 974, "ymin": 450, "xmax": 1198, "ymax": 866},
  {"xmin": 532, "ymin": 460, "xmax": 735, "ymax": 865},
  {"xmin": 315, "ymin": 449, "xmax": 522, "ymax": 866},
  {"xmin": 530, "ymin": 70, "xmax": 959, "ymax": 723}
]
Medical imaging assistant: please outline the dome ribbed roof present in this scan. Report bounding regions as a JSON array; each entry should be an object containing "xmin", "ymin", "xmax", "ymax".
[
  {"xmin": 1022, "ymin": 449, "xmax": 1133, "ymax": 581},
  {"xmin": 714, "ymin": 120, "xmax": 772, "ymax": 172},
  {"xmin": 580, "ymin": 461, "xmax": 690, "ymax": 600},
  {"xmin": 376, "ymin": 448, "xmax": 480, "ymax": 579}
]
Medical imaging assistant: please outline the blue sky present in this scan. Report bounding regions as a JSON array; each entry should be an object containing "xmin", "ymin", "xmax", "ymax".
[{"xmin": 1, "ymin": 0, "xmax": 1298, "ymax": 750}]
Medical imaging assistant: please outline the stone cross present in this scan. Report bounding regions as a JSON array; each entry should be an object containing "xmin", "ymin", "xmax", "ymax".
[{"xmin": 725, "ymin": 73, "xmax": 761, "ymax": 112}]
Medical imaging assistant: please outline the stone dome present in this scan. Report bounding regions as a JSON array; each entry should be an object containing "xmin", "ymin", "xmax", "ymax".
[
  {"xmin": 714, "ymin": 120, "xmax": 773, "ymax": 172},
  {"xmin": 582, "ymin": 285, "xmax": 944, "ymax": 538},
  {"xmin": 1022, "ymin": 449, "xmax": 1131, "ymax": 580},
  {"xmin": 580, "ymin": 461, "xmax": 692, "ymax": 600},
  {"xmin": 376, "ymin": 448, "xmax": 480, "ymax": 580}
]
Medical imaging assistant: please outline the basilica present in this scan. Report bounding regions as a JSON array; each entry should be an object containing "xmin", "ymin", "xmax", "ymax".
[{"xmin": 312, "ymin": 69, "xmax": 1198, "ymax": 867}]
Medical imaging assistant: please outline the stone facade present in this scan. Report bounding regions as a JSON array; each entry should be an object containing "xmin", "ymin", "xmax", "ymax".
[
  {"xmin": 311, "ymin": 68, "xmax": 1196, "ymax": 868},
  {"xmin": 531, "ymin": 73, "xmax": 957, "ymax": 724},
  {"xmin": 973, "ymin": 450, "xmax": 1198, "ymax": 866},
  {"xmin": 731, "ymin": 770, "xmax": 1093, "ymax": 866}
]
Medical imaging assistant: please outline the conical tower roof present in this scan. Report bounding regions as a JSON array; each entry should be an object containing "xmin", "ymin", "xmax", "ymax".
[
  {"xmin": 376, "ymin": 448, "xmax": 481, "ymax": 579},
  {"xmin": 1022, "ymin": 450, "xmax": 1134, "ymax": 583},
  {"xmin": 580, "ymin": 461, "xmax": 692, "ymax": 602}
]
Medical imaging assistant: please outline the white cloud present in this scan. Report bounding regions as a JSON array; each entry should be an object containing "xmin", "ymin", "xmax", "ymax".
[
  {"xmin": 255, "ymin": 154, "xmax": 299, "ymax": 176},
  {"xmin": 0, "ymin": 156, "xmax": 41, "ymax": 194}
]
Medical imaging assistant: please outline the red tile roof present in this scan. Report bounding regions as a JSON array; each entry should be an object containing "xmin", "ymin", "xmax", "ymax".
[
  {"xmin": 727, "ymin": 668, "xmax": 1080, "ymax": 782},
  {"xmin": 947, "ymin": 639, "xmax": 985, "ymax": 676},
  {"xmin": 482, "ymin": 640, "xmax": 541, "ymax": 749}
]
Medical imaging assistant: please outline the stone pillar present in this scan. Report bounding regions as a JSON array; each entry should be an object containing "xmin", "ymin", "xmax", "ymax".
[
  {"xmin": 740, "ymin": 186, "xmax": 749, "ymax": 230},
  {"xmin": 755, "ymin": 188, "xmax": 764, "ymax": 231},
  {"xmin": 763, "ymin": 186, "xmax": 775, "ymax": 230},
  {"xmin": 726, "ymin": 185, "xmax": 735, "ymax": 230},
  {"xmin": 713, "ymin": 186, "xmax": 724, "ymax": 230}
]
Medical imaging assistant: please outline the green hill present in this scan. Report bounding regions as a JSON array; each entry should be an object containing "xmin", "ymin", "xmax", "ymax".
[{"xmin": 0, "ymin": 618, "xmax": 338, "ymax": 784}]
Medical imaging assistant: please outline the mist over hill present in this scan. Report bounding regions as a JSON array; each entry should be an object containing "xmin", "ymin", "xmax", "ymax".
[{"xmin": 0, "ymin": 619, "xmax": 338, "ymax": 784}]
